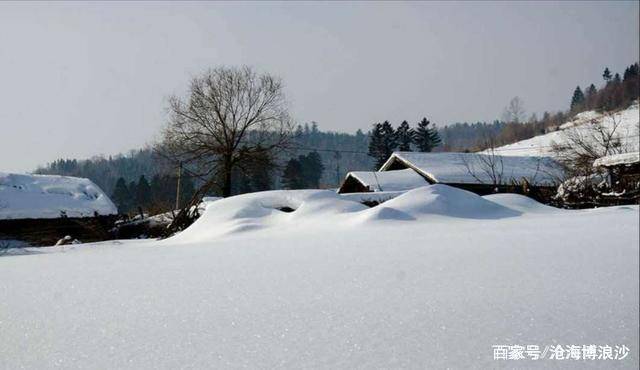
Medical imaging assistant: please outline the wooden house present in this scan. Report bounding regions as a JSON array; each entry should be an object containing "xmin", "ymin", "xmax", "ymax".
[{"xmin": 339, "ymin": 152, "xmax": 564, "ymax": 202}]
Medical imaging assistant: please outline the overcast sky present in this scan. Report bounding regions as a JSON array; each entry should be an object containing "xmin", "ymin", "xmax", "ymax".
[{"xmin": 1, "ymin": 1, "xmax": 638, "ymax": 172}]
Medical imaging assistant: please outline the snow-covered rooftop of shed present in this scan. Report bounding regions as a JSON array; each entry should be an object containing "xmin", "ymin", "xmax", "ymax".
[
  {"xmin": 592, "ymin": 152, "xmax": 640, "ymax": 167},
  {"xmin": 380, "ymin": 152, "xmax": 563, "ymax": 186},
  {"xmin": 346, "ymin": 168, "xmax": 428, "ymax": 192},
  {"xmin": 0, "ymin": 172, "xmax": 117, "ymax": 220}
]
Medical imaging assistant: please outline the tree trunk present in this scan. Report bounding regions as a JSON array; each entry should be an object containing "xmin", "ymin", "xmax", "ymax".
[{"xmin": 222, "ymin": 156, "xmax": 233, "ymax": 197}]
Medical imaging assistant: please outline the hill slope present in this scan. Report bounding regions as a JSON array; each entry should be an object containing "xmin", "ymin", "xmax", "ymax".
[{"xmin": 493, "ymin": 103, "xmax": 639, "ymax": 157}]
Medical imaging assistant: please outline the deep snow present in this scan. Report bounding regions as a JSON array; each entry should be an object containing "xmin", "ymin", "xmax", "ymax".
[
  {"xmin": 1, "ymin": 186, "xmax": 638, "ymax": 369},
  {"xmin": 0, "ymin": 172, "xmax": 117, "ymax": 219}
]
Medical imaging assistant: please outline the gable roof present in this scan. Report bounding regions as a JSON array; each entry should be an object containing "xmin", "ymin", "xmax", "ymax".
[
  {"xmin": 345, "ymin": 168, "xmax": 429, "ymax": 192},
  {"xmin": 379, "ymin": 152, "xmax": 563, "ymax": 186}
]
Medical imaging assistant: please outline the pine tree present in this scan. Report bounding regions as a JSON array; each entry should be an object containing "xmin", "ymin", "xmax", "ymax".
[
  {"xmin": 602, "ymin": 67, "xmax": 612, "ymax": 82},
  {"xmin": 413, "ymin": 118, "xmax": 441, "ymax": 152},
  {"xmin": 396, "ymin": 120, "xmax": 413, "ymax": 151},
  {"xmin": 111, "ymin": 177, "xmax": 131, "ymax": 214},
  {"xmin": 246, "ymin": 149, "xmax": 275, "ymax": 192},
  {"xmin": 570, "ymin": 86, "xmax": 585, "ymax": 112},
  {"xmin": 299, "ymin": 151, "xmax": 324, "ymax": 188},
  {"xmin": 379, "ymin": 120, "xmax": 398, "ymax": 164},
  {"xmin": 585, "ymin": 84, "xmax": 597, "ymax": 109},
  {"xmin": 622, "ymin": 62, "xmax": 639, "ymax": 105},
  {"xmin": 282, "ymin": 158, "xmax": 304, "ymax": 189},
  {"xmin": 367, "ymin": 122, "xmax": 387, "ymax": 169},
  {"xmin": 150, "ymin": 174, "xmax": 165, "ymax": 206},
  {"xmin": 135, "ymin": 175, "xmax": 152, "ymax": 209}
]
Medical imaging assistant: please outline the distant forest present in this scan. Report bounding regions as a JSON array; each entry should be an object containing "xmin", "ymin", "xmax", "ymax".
[
  {"xmin": 34, "ymin": 122, "xmax": 501, "ymax": 193},
  {"xmin": 36, "ymin": 62, "xmax": 638, "ymax": 214}
]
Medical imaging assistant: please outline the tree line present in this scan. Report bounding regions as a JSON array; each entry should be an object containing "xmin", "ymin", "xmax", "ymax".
[
  {"xmin": 367, "ymin": 118, "xmax": 442, "ymax": 168},
  {"xmin": 569, "ymin": 63, "xmax": 639, "ymax": 115},
  {"xmin": 110, "ymin": 174, "xmax": 195, "ymax": 216}
]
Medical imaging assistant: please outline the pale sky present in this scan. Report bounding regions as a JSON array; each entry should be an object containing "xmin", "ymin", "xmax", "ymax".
[{"xmin": 1, "ymin": 1, "xmax": 638, "ymax": 172}]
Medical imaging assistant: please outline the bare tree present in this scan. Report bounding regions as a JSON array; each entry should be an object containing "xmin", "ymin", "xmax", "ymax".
[
  {"xmin": 462, "ymin": 136, "xmax": 504, "ymax": 188},
  {"xmin": 160, "ymin": 66, "xmax": 293, "ymax": 197},
  {"xmin": 551, "ymin": 111, "xmax": 633, "ymax": 176},
  {"xmin": 502, "ymin": 96, "xmax": 526, "ymax": 124},
  {"xmin": 551, "ymin": 111, "xmax": 638, "ymax": 205}
]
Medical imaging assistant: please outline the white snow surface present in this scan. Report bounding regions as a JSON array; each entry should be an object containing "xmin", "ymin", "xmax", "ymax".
[
  {"xmin": 0, "ymin": 172, "xmax": 117, "ymax": 219},
  {"xmin": 380, "ymin": 152, "xmax": 563, "ymax": 186},
  {"xmin": 593, "ymin": 151, "xmax": 640, "ymax": 167},
  {"xmin": 345, "ymin": 168, "xmax": 428, "ymax": 192},
  {"xmin": 338, "ymin": 190, "xmax": 405, "ymax": 205},
  {"xmin": 493, "ymin": 103, "xmax": 640, "ymax": 157},
  {"xmin": 1, "ymin": 185, "xmax": 638, "ymax": 369}
]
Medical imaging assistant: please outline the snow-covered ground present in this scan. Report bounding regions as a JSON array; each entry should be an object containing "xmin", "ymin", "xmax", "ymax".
[
  {"xmin": 493, "ymin": 103, "xmax": 640, "ymax": 157},
  {"xmin": 0, "ymin": 172, "xmax": 117, "ymax": 219},
  {"xmin": 1, "ymin": 186, "xmax": 638, "ymax": 369}
]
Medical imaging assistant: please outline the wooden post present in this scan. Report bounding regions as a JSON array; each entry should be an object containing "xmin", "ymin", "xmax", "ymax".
[{"xmin": 175, "ymin": 162, "xmax": 182, "ymax": 210}]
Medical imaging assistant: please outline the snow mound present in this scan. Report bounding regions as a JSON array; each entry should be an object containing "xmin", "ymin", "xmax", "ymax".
[
  {"xmin": 0, "ymin": 172, "xmax": 117, "ymax": 219},
  {"xmin": 173, "ymin": 185, "xmax": 527, "ymax": 242},
  {"xmin": 359, "ymin": 185, "xmax": 521, "ymax": 221},
  {"xmin": 483, "ymin": 193, "xmax": 560, "ymax": 214},
  {"xmin": 169, "ymin": 190, "xmax": 367, "ymax": 243}
]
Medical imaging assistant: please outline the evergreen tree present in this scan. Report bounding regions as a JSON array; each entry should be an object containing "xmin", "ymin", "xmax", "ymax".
[
  {"xmin": 111, "ymin": 177, "xmax": 131, "ymax": 214},
  {"xmin": 367, "ymin": 122, "xmax": 387, "ymax": 169},
  {"xmin": 570, "ymin": 86, "xmax": 585, "ymax": 112},
  {"xmin": 585, "ymin": 84, "xmax": 598, "ymax": 110},
  {"xmin": 602, "ymin": 67, "xmax": 612, "ymax": 82},
  {"xmin": 413, "ymin": 118, "xmax": 441, "ymax": 152},
  {"xmin": 135, "ymin": 175, "xmax": 152, "ymax": 209},
  {"xmin": 282, "ymin": 158, "xmax": 304, "ymax": 189},
  {"xmin": 396, "ymin": 120, "xmax": 413, "ymax": 151},
  {"xmin": 378, "ymin": 120, "xmax": 398, "ymax": 165},
  {"xmin": 244, "ymin": 149, "xmax": 275, "ymax": 192},
  {"xmin": 150, "ymin": 174, "xmax": 166, "ymax": 206},
  {"xmin": 299, "ymin": 151, "xmax": 324, "ymax": 188},
  {"xmin": 622, "ymin": 62, "xmax": 639, "ymax": 104}
]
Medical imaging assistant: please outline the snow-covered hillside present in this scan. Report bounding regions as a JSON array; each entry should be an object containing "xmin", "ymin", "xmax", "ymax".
[
  {"xmin": 1, "ymin": 186, "xmax": 637, "ymax": 368},
  {"xmin": 493, "ymin": 103, "xmax": 640, "ymax": 157},
  {"xmin": 0, "ymin": 172, "xmax": 117, "ymax": 219}
]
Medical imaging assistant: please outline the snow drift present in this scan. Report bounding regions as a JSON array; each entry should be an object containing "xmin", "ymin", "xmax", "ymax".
[
  {"xmin": 171, "ymin": 185, "xmax": 526, "ymax": 243},
  {"xmin": 1, "ymin": 185, "xmax": 638, "ymax": 369},
  {"xmin": 0, "ymin": 172, "xmax": 117, "ymax": 219},
  {"xmin": 358, "ymin": 185, "xmax": 521, "ymax": 221}
]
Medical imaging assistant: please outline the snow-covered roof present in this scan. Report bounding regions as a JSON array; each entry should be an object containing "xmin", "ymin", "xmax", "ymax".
[
  {"xmin": 345, "ymin": 168, "xmax": 428, "ymax": 192},
  {"xmin": 380, "ymin": 152, "xmax": 563, "ymax": 186},
  {"xmin": 0, "ymin": 172, "xmax": 117, "ymax": 220},
  {"xmin": 592, "ymin": 152, "xmax": 640, "ymax": 168}
]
